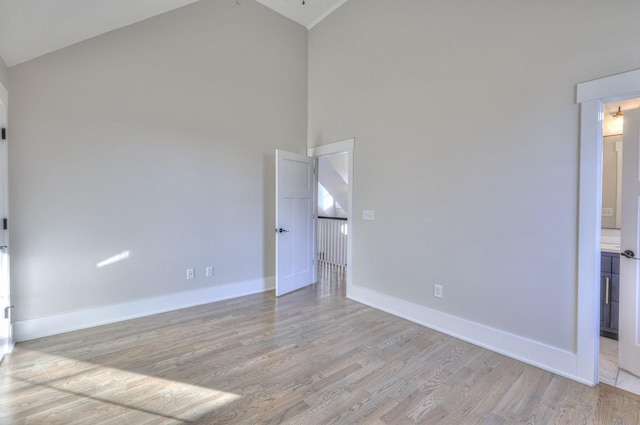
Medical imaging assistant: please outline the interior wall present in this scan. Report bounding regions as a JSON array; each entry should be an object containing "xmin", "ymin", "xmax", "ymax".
[
  {"xmin": 9, "ymin": 0, "xmax": 308, "ymax": 330},
  {"xmin": 308, "ymin": 0, "xmax": 640, "ymax": 354}
]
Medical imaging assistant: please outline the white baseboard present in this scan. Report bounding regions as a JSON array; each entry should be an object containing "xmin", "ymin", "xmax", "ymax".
[
  {"xmin": 15, "ymin": 277, "xmax": 275, "ymax": 342},
  {"xmin": 15, "ymin": 279, "xmax": 586, "ymax": 384},
  {"xmin": 347, "ymin": 284, "xmax": 585, "ymax": 384}
]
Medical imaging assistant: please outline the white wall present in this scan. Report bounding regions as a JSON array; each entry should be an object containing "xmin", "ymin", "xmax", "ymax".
[
  {"xmin": 308, "ymin": 0, "xmax": 640, "ymax": 375},
  {"xmin": 9, "ymin": 0, "xmax": 308, "ymax": 338}
]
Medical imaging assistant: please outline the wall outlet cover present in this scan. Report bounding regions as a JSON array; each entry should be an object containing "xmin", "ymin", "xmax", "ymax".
[{"xmin": 434, "ymin": 284, "xmax": 443, "ymax": 298}]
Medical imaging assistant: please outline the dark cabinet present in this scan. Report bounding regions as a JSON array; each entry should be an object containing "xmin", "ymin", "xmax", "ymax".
[{"xmin": 601, "ymin": 252, "xmax": 620, "ymax": 339}]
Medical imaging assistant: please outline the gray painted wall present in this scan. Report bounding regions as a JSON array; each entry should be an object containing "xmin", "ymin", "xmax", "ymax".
[
  {"xmin": 9, "ymin": 0, "xmax": 308, "ymax": 322},
  {"xmin": 308, "ymin": 0, "xmax": 640, "ymax": 352}
]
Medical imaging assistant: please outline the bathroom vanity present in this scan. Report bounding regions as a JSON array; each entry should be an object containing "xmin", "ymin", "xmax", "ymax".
[{"xmin": 601, "ymin": 250, "xmax": 620, "ymax": 339}]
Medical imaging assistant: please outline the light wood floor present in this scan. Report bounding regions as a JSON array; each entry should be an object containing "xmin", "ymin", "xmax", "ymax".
[{"xmin": 2, "ymin": 264, "xmax": 640, "ymax": 424}]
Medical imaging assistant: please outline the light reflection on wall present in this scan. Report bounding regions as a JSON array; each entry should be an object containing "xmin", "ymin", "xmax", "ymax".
[{"xmin": 96, "ymin": 251, "xmax": 131, "ymax": 268}]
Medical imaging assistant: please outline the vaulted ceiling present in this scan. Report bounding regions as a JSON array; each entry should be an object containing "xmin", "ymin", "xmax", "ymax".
[{"xmin": 0, "ymin": 0, "xmax": 348, "ymax": 67}]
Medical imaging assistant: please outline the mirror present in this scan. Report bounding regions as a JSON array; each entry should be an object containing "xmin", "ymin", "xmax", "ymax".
[{"xmin": 602, "ymin": 134, "xmax": 622, "ymax": 229}]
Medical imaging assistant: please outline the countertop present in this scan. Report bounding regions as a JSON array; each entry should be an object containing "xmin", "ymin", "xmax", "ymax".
[{"xmin": 601, "ymin": 243, "xmax": 621, "ymax": 254}]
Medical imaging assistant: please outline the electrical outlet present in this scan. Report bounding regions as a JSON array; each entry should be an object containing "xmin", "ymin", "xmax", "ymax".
[
  {"xmin": 363, "ymin": 210, "xmax": 375, "ymax": 221},
  {"xmin": 434, "ymin": 284, "xmax": 443, "ymax": 298},
  {"xmin": 602, "ymin": 208, "xmax": 614, "ymax": 217},
  {"xmin": 186, "ymin": 268, "xmax": 195, "ymax": 280},
  {"xmin": 206, "ymin": 266, "xmax": 214, "ymax": 278}
]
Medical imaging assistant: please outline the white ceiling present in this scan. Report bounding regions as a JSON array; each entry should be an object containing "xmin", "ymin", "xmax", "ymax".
[{"xmin": 0, "ymin": 0, "xmax": 347, "ymax": 67}]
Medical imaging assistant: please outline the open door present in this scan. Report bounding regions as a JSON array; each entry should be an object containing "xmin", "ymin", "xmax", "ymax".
[
  {"xmin": 0, "ymin": 99, "xmax": 12, "ymax": 358},
  {"xmin": 619, "ymin": 108, "xmax": 640, "ymax": 377},
  {"xmin": 275, "ymin": 150, "xmax": 316, "ymax": 296}
]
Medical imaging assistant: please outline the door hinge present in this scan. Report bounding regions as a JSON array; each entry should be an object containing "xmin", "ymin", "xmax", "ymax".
[
  {"xmin": 1, "ymin": 128, "xmax": 5, "ymax": 141},
  {"xmin": 4, "ymin": 305, "xmax": 13, "ymax": 319},
  {"xmin": 3, "ymin": 218, "xmax": 7, "ymax": 230}
]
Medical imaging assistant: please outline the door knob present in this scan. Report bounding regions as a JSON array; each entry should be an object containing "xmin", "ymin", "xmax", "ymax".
[
  {"xmin": 275, "ymin": 228, "xmax": 289, "ymax": 233},
  {"xmin": 622, "ymin": 249, "xmax": 636, "ymax": 259}
]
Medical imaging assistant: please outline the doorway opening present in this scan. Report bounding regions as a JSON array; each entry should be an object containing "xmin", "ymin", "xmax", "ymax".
[
  {"xmin": 576, "ymin": 69, "xmax": 640, "ymax": 386},
  {"xmin": 308, "ymin": 138, "xmax": 354, "ymax": 295},
  {"xmin": 316, "ymin": 152, "xmax": 349, "ymax": 294},
  {"xmin": 597, "ymin": 99, "xmax": 640, "ymax": 392}
]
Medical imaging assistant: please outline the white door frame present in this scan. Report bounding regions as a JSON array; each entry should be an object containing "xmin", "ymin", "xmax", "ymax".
[
  {"xmin": 308, "ymin": 138, "xmax": 355, "ymax": 293},
  {"xmin": 0, "ymin": 80, "xmax": 11, "ymax": 357},
  {"xmin": 577, "ymin": 68, "xmax": 640, "ymax": 385}
]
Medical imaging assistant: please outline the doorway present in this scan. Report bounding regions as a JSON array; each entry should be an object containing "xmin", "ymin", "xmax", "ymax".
[
  {"xmin": 316, "ymin": 151, "xmax": 349, "ymax": 292},
  {"xmin": 577, "ymin": 68, "xmax": 640, "ymax": 386},
  {"xmin": 308, "ymin": 138, "xmax": 354, "ymax": 294},
  {"xmin": 598, "ymin": 100, "xmax": 640, "ymax": 392}
]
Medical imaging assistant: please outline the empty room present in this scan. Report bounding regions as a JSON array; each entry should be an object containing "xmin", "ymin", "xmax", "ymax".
[{"xmin": 2, "ymin": 0, "xmax": 640, "ymax": 423}]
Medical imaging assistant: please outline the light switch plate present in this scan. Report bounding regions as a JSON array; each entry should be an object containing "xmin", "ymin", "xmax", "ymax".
[{"xmin": 363, "ymin": 210, "xmax": 375, "ymax": 221}]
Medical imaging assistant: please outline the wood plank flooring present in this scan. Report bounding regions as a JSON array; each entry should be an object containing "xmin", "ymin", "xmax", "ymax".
[{"xmin": 2, "ymin": 264, "xmax": 640, "ymax": 424}]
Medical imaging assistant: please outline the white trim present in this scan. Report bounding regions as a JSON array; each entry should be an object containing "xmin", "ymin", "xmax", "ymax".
[
  {"xmin": 576, "ymin": 99, "xmax": 602, "ymax": 385},
  {"xmin": 0, "ymin": 87, "xmax": 9, "ymax": 357},
  {"xmin": 616, "ymin": 140, "xmax": 623, "ymax": 228},
  {"xmin": 349, "ymin": 285, "xmax": 587, "ymax": 384},
  {"xmin": 577, "ymin": 69, "xmax": 640, "ymax": 104},
  {"xmin": 0, "ymin": 82, "xmax": 7, "ymax": 107},
  {"xmin": 307, "ymin": 138, "xmax": 354, "ymax": 157},
  {"xmin": 576, "ymin": 68, "xmax": 640, "ymax": 385},
  {"xmin": 307, "ymin": 0, "xmax": 350, "ymax": 29},
  {"xmin": 308, "ymin": 138, "xmax": 355, "ymax": 292},
  {"xmin": 312, "ymin": 155, "xmax": 318, "ymax": 283},
  {"xmin": 14, "ymin": 277, "xmax": 275, "ymax": 342}
]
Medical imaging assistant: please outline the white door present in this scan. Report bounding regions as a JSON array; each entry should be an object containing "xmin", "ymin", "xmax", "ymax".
[
  {"xmin": 619, "ymin": 108, "xmax": 640, "ymax": 376},
  {"xmin": 0, "ymin": 100, "xmax": 11, "ymax": 357},
  {"xmin": 275, "ymin": 150, "xmax": 316, "ymax": 296}
]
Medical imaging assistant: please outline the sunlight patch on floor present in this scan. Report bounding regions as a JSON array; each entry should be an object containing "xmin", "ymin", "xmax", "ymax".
[{"xmin": 0, "ymin": 349, "xmax": 240, "ymax": 423}]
